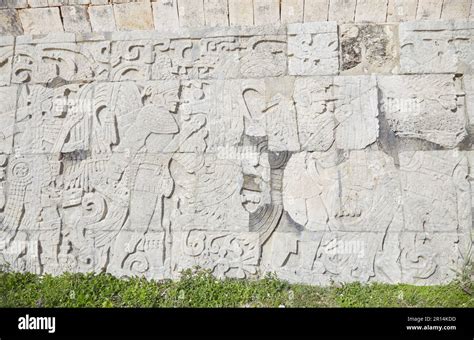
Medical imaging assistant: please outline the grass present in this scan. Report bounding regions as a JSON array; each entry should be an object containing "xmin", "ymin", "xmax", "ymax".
[{"xmin": 0, "ymin": 268, "xmax": 472, "ymax": 308}]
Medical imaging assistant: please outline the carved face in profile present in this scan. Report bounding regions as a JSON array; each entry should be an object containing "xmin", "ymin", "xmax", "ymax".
[{"xmin": 143, "ymin": 84, "xmax": 180, "ymax": 113}]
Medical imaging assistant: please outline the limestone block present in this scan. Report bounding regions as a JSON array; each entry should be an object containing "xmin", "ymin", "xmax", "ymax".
[
  {"xmin": 281, "ymin": 0, "xmax": 303, "ymax": 24},
  {"xmin": 378, "ymin": 75, "xmax": 466, "ymax": 148},
  {"xmin": 204, "ymin": 0, "xmax": 229, "ymax": 27},
  {"xmin": 355, "ymin": 0, "xmax": 388, "ymax": 22},
  {"xmin": 400, "ymin": 20, "xmax": 474, "ymax": 74},
  {"xmin": 48, "ymin": 0, "xmax": 68, "ymax": 5},
  {"xmin": 340, "ymin": 24, "xmax": 399, "ymax": 74},
  {"xmin": 441, "ymin": 0, "xmax": 471, "ymax": 19},
  {"xmin": 253, "ymin": 0, "xmax": 280, "ymax": 25},
  {"xmin": 465, "ymin": 75, "xmax": 474, "ymax": 127},
  {"xmin": 18, "ymin": 8, "xmax": 64, "ymax": 34},
  {"xmin": 152, "ymin": 0, "xmax": 180, "ymax": 31},
  {"xmin": 68, "ymin": 0, "xmax": 90, "ymax": 4},
  {"xmin": 288, "ymin": 22, "xmax": 339, "ymax": 76},
  {"xmin": 61, "ymin": 6, "xmax": 92, "ymax": 33},
  {"xmin": 178, "ymin": 0, "xmax": 205, "ymax": 28},
  {"xmin": 304, "ymin": 0, "xmax": 329, "ymax": 22},
  {"xmin": 294, "ymin": 77, "xmax": 335, "ymax": 151},
  {"xmin": 90, "ymin": 0, "xmax": 108, "ymax": 4},
  {"xmin": 89, "ymin": 5, "xmax": 117, "ymax": 33},
  {"xmin": 0, "ymin": 0, "xmax": 27, "ymax": 8},
  {"xmin": 114, "ymin": 2, "xmax": 154, "ymax": 31},
  {"xmin": 0, "ymin": 37, "xmax": 13, "ymax": 86},
  {"xmin": 12, "ymin": 40, "xmax": 110, "ymax": 83},
  {"xmin": 27, "ymin": 0, "xmax": 48, "ymax": 7},
  {"xmin": 0, "ymin": 9, "xmax": 23, "ymax": 36},
  {"xmin": 328, "ymin": 0, "xmax": 357, "ymax": 22},
  {"xmin": 0, "ymin": 86, "xmax": 17, "ymax": 154},
  {"xmin": 333, "ymin": 76, "xmax": 379, "ymax": 149},
  {"xmin": 415, "ymin": 0, "xmax": 442, "ymax": 19},
  {"xmin": 229, "ymin": 0, "xmax": 253, "ymax": 26},
  {"xmin": 386, "ymin": 0, "xmax": 417, "ymax": 21}
]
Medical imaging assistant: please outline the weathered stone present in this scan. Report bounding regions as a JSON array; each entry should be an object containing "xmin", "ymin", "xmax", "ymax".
[
  {"xmin": 0, "ymin": 0, "xmax": 27, "ymax": 8},
  {"xmin": 18, "ymin": 7, "xmax": 64, "ymax": 34},
  {"xmin": 398, "ymin": 150, "xmax": 471, "ymax": 284},
  {"xmin": 400, "ymin": 20, "xmax": 474, "ymax": 74},
  {"xmin": 288, "ymin": 22, "xmax": 339, "ymax": 76},
  {"xmin": 152, "ymin": 0, "xmax": 180, "ymax": 31},
  {"xmin": 178, "ymin": 0, "xmax": 205, "ymax": 28},
  {"xmin": 464, "ymin": 75, "xmax": 474, "ymax": 128},
  {"xmin": 48, "ymin": 0, "xmax": 67, "ymax": 5},
  {"xmin": 89, "ymin": 5, "xmax": 117, "ymax": 33},
  {"xmin": 253, "ymin": 0, "xmax": 280, "ymax": 25},
  {"xmin": 340, "ymin": 24, "xmax": 399, "ymax": 74},
  {"xmin": 334, "ymin": 75, "xmax": 379, "ymax": 149},
  {"xmin": 355, "ymin": 0, "xmax": 388, "ymax": 22},
  {"xmin": 278, "ymin": 150, "xmax": 402, "ymax": 284},
  {"xmin": 0, "ymin": 9, "xmax": 23, "ymax": 35},
  {"xmin": 12, "ymin": 40, "xmax": 110, "ymax": 83},
  {"xmin": 386, "ymin": 0, "xmax": 417, "ymax": 21},
  {"xmin": 229, "ymin": 0, "xmax": 253, "ymax": 26},
  {"xmin": 0, "ymin": 86, "xmax": 17, "ymax": 154},
  {"xmin": 378, "ymin": 75, "xmax": 466, "ymax": 148},
  {"xmin": 114, "ymin": 2, "xmax": 154, "ymax": 31},
  {"xmin": 27, "ymin": 0, "xmax": 48, "ymax": 7},
  {"xmin": 328, "ymin": 0, "xmax": 357, "ymax": 22},
  {"xmin": 415, "ymin": 0, "xmax": 443, "ymax": 19},
  {"xmin": 68, "ymin": 0, "xmax": 90, "ymax": 4},
  {"xmin": 281, "ymin": 0, "xmax": 304, "ymax": 24},
  {"xmin": 204, "ymin": 0, "xmax": 229, "ymax": 27},
  {"xmin": 294, "ymin": 77, "xmax": 335, "ymax": 151},
  {"xmin": 441, "ymin": 0, "xmax": 471, "ymax": 19},
  {"xmin": 304, "ymin": 0, "xmax": 329, "ymax": 22},
  {"xmin": 0, "ymin": 38, "xmax": 13, "ymax": 86},
  {"xmin": 61, "ymin": 5, "xmax": 92, "ymax": 33}
]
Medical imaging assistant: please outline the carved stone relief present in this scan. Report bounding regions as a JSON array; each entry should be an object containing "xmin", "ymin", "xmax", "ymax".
[{"xmin": 0, "ymin": 22, "xmax": 472, "ymax": 285}]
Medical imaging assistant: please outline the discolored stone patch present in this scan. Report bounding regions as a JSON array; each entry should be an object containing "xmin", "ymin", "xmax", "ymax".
[{"xmin": 340, "ymin": 23, "xmax": 399, "ymax": 74}]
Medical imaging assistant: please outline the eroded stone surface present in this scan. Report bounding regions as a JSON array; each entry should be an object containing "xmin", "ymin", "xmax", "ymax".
[
  {"xmin": 281, "ymin": 0, "xmax": 304, "ymax": 24},
  {"xmin": 89, "ymin": 5, "xmax": 116, "ymax": 33},
  {"xmin": 152, "ymin": 0, "xmax": 180, "ymax": 31},
  {"xmin": 229, "ymin": 0, "xmax": 254, "ymax": 26},
  {"xmin": 61, "ymin": 5, "xmax": 92, "ymax": 33},
  {"xmin": 416, "ymin": 0, "xmax": 443, "ymax": 19},
  {"xmin": 386, "ymin": 0, "xmax": 417, "ymax": 22},
  {"xmin": 340, "ymin": 23, "xmax": 399, "ymax": 74},
  {"xmin": 355, "ymin": 0, "xmax": 388, "ymax": 22},
  {"xmin": 288, "ymin": 22, "xmax": 339, "ymax": 75},
  {"xmin": 0, "ymin": 9, "xmax": 23, "ymax": 35},
  {"xmin": 328, "ymin": 0, "xmax": 357, "ymax": 22},
  {"xmin": 400, "ymin": 21, "xmax": 474, "ymax": 74},
  {"xmin": 18, "ymin": 7, "xmax": 64, "ymax": 34},
  {"xmin": 114, "ymin": 2, "xmax": 154, "ymax": 31},
  {"xmin": 378, "ymin": 74, "xmax": 466, "ymax": 148}
]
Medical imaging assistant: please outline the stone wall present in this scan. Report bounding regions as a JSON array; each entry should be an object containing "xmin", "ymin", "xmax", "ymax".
[
  {"xmin": 0, "ymin": 0, "xmax": 473, "ymax": 285},
  {"xmin": 0, "ymin": 0, "xmax": 473, "ymax": 35}
]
